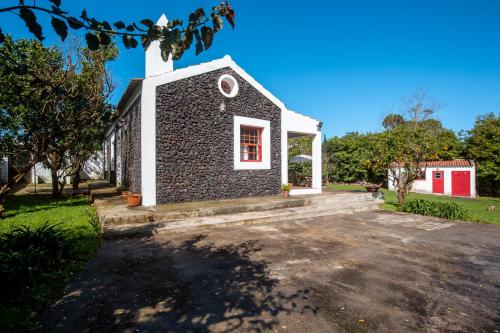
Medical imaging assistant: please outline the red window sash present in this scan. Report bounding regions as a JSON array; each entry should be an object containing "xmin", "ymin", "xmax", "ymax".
[{"xmin": 240, "ymin": 126, "xmax": 262, "ymax": 162}]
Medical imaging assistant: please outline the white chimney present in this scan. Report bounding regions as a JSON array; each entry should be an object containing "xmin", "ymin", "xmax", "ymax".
[{"xmin": 145, "ymin": 14, "xmax": 173, "ymax": 78}]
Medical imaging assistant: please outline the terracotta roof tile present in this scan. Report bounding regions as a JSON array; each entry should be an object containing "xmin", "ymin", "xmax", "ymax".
[{"xmin": 391, "ymin": 160, "xmax": 474, "ymax": 167}]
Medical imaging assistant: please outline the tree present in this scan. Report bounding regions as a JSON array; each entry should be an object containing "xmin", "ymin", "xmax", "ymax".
[
  {"xmin": 288, "ymin": 136, "xmax": 312, "ymax": 186},
  {"xmin": 42, "ymin": 40, "xmax": 116, "ymax": 197},
  {"xmin": 464, "ymin": 113, "xmax": 500, "ymax": 196},
  {"xmin": 0, "ymin": 36, "xmax": 115, "ymax": 208},
  {"xmin": 0, "ymin": 36, "xmax": 66, "ymax": 210},
  {"xmin": 384, "ymin": 92, "xmax": 446, "ymax": 205},
  {"xmin": 0, "ymin": 1, "xmax": 235, "ymax": 60},
  {"xmin": 382, "ymin": 113, "xmax": 405, "ymax": 130},
  {"xmin": 322, "ymin": 132, "xmax": 386, "ymax": 184}
]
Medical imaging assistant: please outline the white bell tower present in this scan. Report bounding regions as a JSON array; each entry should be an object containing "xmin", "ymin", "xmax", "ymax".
[{"xmin": 145, "ymin": 14, "xmax": 173, "ymax": 78}]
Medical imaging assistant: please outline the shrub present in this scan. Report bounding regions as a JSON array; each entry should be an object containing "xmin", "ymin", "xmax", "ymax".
[
  {"xmin": 400, "ymin": 199, "xmax": 468, "ymax": 220},
  {"xmin": 281, "ymin": 183, "xmax": 292, "ymax": 192},
  {"xmin": 0, "ymin": 222, "xmax": 90, "ymax": 331}
]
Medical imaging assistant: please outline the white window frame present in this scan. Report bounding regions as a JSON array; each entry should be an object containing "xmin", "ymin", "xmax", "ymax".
[
  {"xmin": 234, "ymin": 116, "xmax": 271, "ymax": 170},
  {"xmin": 218, "ymin": 74, "xmax": 239, "ymax": 98}
]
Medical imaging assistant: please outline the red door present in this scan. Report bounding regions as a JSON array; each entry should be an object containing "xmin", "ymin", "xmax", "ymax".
[
  {"xmin": 432, "ymin": 171, "xmax": 444, "ymax": 194},
  {"xmin": 452, "ymin": 171, "xmax": 470, "ymax": 197}
]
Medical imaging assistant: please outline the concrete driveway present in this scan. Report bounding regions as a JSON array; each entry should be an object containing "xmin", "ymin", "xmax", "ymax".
[{"xmin": 37, "ymin": 210, "xmax": 500, "ymax": 333}]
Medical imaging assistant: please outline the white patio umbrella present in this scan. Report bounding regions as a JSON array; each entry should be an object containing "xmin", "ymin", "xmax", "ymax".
[{"xmin": 290, "ymin": 154, "xmax": 312, "ymax": 164}]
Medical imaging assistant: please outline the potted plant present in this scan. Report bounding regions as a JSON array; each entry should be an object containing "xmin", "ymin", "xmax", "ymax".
[
  {"xmin": 122, "ymin": 191, "xmax": 131, "ymax": 199},
  {"xmin": 364, "ymin": 184, "xmax": 380, "ymax": 193},
  {"xmin": 281, "ymin": 183, "xmax": 292, "ymax": 197},
  {"xmin": 127, "ymin": 193, "xmax": 141, "ymax": 207}
]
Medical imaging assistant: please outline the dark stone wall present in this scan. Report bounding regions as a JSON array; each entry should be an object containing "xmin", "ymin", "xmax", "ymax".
[
  {"xmin": 156, "ymin": 67, "xmax": 281, "ymax": 204},
  {"xmin": 120, "ymin": 96, "xmax": 142, "ymax": 193}
]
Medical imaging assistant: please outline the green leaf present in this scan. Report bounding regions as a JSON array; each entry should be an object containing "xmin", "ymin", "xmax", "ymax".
[
  {"xmin": 182, "ymin": 28, "xmax": 193, "ymax": 50},
  {"xmin": 189, "ymin": 8, "xmax": 205, "ymax": 25},
  {"xmin": 101, "ymin": 21, "xmax": 111, "ymax": 31},
  {"xmin": 122, "ymin": 36, "xmax": 130, "ymax": 49},
  {"xmin": 225, "ymin": 8, "xmax": 235, "ymax": 29},
  {"xmin": 159, "ymin": 39, "xmax": 172, "ymax": 61},
  {"xmin": 141, "ymin": 36, "xmax": 151, "ymax": 49},
  {"xmin": 212, "ymin": 14, "xmax": 223, "ymax": 32},
  {"xmin": 113, "ymin": 21, "xmax": 125, "ymax": 29},
  {"xmin": 51, "ymin": 17, "xmax": 68, "ymax": 41},
  {"xmin": 99, "ymin": 32, "xmax": 111, "ymax": 46},
  {"xmin": 67, "ymin": 17, "xmax": 84, "ymax": 30},
  {"xmin": 140, "ymin": 19, "xmax": 154, "ymax": 29},
  {"xmin": 20, "ymin": 8, "xmax": 44, "ymax": 41},
  {"xmin": 201, "ymin": 26, "xmax": 214, "ymax": 50},
  {"xmin": 129, "ymin": 37, "xmax": 138, "ymax": 48},
  {"xmin": 163, "ymin": 29, "xmax": 181, "ymax": 45},
  {"xmin": 85, "ymin": 33, "xmax": 100, "ymax": 50},
  {"xmin": 193, "ymin": 29, "xmax": 203, "ymax": 55},
  {"xmin": 125, "ymin": 25, "xmax": 135, "ymax": 32},
  {"xmin": 49, "ymin": 0, "xmax": 61, "ymax": 7}
]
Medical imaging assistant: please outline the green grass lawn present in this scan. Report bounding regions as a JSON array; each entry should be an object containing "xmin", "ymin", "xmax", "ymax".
[
  {"xmin": 0, "ymin": 194, "xmax": 101, "ymax": 332},
  {"xmin": 328, "ymin": 183, "xmax": 500, "ymax": 225}
]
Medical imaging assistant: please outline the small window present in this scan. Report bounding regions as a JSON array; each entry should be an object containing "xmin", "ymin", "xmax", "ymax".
[
  {"xmin": 240, "ymin": 126, "xmax": 262, "ymax": 162},
  {"xmin": 218, "ymin": 74, "xmax": 239, "ymax": 97},
  {"xmin": 416, "ymin": 170, "xmax": 426, "ymax": 180},
  {"xmin": 434, "ymin": 172, "xmax": 442, "ymax": 179}
]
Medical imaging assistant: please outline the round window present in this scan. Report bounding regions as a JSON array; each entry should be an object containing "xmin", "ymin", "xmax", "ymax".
[{"xmin": 218, "ymin": 74, "xmax": 239, "ymax": 97}]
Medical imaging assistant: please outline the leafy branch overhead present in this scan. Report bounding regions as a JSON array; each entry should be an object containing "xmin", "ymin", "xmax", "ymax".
[{"xmin": 0, "ymin": 0, "xmax": 235, "ymax": 60}]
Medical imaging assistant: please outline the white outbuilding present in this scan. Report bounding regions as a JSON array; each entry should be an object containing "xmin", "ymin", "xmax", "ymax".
[{"xmin": 388, "ymin": 160, "xmax": 476, "ymax": 198}]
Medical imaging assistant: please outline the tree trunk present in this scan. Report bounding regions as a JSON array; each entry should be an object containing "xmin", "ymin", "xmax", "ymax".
[
  {"xmin": 51, "ymin": 168, "xmax": 60, "ymax": 198},
  {"xmin": 72, "ymin": 163, "xmax": 82, "ymax": 190},
  {"xmin": 0, "ymin": 162, "xmax": 36, "ymax": 218},
  {"xmin": 397, "ymin": 188, "xmax": 407, "ymax": 206}
]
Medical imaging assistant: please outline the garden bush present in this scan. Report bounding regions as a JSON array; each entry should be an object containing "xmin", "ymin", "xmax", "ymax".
[
  {"xmin": 0, "ymin": 222, "xmax": 93, "ymax": 331},
  {"xmin": 400, "ymin": 198, "xmax": 468, "ymax": 220}
]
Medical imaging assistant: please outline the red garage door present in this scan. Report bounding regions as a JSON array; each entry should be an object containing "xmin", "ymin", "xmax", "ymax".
[{"xmin": 452, "ymin": 171, "xmax": 470, "ymax": 197}]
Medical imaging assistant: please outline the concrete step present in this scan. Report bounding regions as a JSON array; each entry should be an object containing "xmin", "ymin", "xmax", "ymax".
[
  {"xmin": 104, "ymin": 200, "xmax": 380, "ymax": 239},
  {"xmin": 99, "ymin": 196, "xmax": 312, "ymax": 225}
]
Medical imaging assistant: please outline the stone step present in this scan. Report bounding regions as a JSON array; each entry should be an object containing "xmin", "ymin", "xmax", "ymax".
[
  {"xmin": 99, "ymin": 196, "xmax": 313, "ymax": 225},
  {"xmin": 104, "ymin": 200, "xmax": 380, "ymax": 239}
]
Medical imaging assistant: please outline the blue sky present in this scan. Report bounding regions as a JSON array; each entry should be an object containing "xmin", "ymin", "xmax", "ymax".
[{"xmin": 2, "ymin": 0, "xmax": 500, "ymax": 137}]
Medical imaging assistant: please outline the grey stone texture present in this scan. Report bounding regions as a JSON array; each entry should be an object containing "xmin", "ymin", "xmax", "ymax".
[
  {"xmin": 155, "ymin": 67, "xmax": 281, "ymax": 204},
  {"xmin": 120, "ymin": 97, "xmax": 142, "ymax": 193}
]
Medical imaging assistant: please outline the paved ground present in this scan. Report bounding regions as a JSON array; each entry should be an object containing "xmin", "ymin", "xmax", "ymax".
[{"xmin": 37, "ymin": 210, "xmax": 500, "ymax": 333}]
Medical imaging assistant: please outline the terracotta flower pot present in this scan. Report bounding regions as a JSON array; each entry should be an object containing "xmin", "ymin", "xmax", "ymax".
[
  {"xmin": 282, "ymin": 191, "xmax": 289, "ymax": 197},
  {"xmin": 127, "ymin": 194, "xmax": 141, "ymax": 207},
  {"xmin": 122, "ymin": 191, "xmax": 131, "ymax": 199},
  {"xmin": 364, "ymin": 185, "xmax": 380, "ymax": 193}
]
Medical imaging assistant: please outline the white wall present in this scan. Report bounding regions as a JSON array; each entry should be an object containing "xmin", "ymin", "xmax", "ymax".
[
  {"xmin": 283, "ymin": 110, "xmax": 322, "ymax": 195},
  {"xmin": 388, "ymin": 166, "xmax": 476, "ymax": 198},
  {"xmin": 30, "ymin": 154, "xmax": 104, "ymax": 184},
  {"xmin": 0, "ymin": 157, "xmax": 8, "ymax": 183}
]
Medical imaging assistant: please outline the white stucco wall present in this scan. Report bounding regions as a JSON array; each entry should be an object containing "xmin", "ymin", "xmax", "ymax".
[
  {"xmin": 388, "ymin": 165, "xmax": 476, "ymax": 198},
  {"xmin": 30, "ymin": 154, "xmax": 104, "ymax": 184},
  {"xmin": 283, "ymin": 110, "xmax": 322, "ymax": 195}
]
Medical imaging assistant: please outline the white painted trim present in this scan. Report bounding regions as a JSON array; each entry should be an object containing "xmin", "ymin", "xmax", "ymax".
[
  {"xmin": 282, "ymin": 109, "xmax": 322, "ymax": 195},
  {"xmin": 218, "ymin": 74, "xmax": 239, "ymax": 97},
  {"xmin": 312, "ymin": 133, "xmax": 322, "ymax": 191},
  {"xmin": 290, "ymin": 188, "xmax": 322, "ymax": 196},
  {"xmin": 141, "ymin": 55, "xmax": 295, "ymax": 112},
  {"xmin": 140, "ymin": 80, "xmax": 157, "ymax": 206},
  {"xmin": 233, "ymin": 116, "xmax": 271, "ymax": 170}
]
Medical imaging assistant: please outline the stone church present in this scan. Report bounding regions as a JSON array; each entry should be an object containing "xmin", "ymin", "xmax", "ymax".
[{"xmin": 103, "ymin": 15, "xmax": 322, "ymax": 206}]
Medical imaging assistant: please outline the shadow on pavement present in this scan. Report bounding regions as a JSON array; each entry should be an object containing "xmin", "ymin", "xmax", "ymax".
[{"xmin": 37, "ymin": 234, "xmax": 317, "ymax": 332}]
